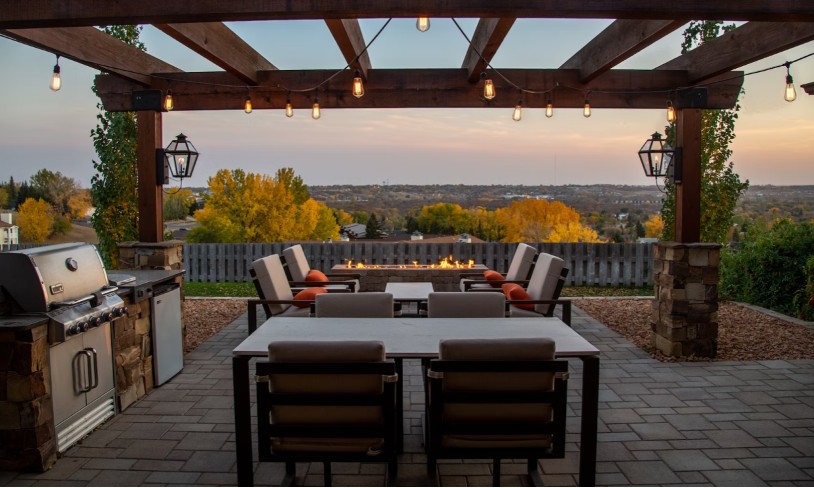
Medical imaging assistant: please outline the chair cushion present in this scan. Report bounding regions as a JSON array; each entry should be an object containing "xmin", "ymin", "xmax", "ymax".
[
  {"xmin": 306, "ymin": 269, "xmax": 329, "ymax": 282},
  {"xmin": 282, "ymin": 244, "xmax": 311, "ymax": 281},
  {"xmin": 292, "ymin": 286, "xmax": 327, "ymax": 306},
  {"xmin": 525, "ymin": 253, "xmax": 565, "ymax": 315},
  {"xmin": 483, "ymin": 270, "xmax": 505, "ymax": 288},
  {"xmin": 501, "ymin": 283, "xmax": 533, "ymax": 310},
  {"xmin": 504, "ymin": 243, "xmax": 537, "ymax": 281},
  {"xmin": 252, "ymin": 254, "xmax": 294, "ymax": 315}
]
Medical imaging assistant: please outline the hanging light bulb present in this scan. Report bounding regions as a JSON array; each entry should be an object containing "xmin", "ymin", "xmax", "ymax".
[
  {"xmin": 163, "ymin": 89, "xmax": 174, "ymax": 111},
  {"xmin": 583, "ymin": 94, "xmax": 592, "ymax": 118},
  {"xmin": 285, "ymin": 97, "xmax": 294, "ymax": 118},
  {"xmin": 512, "ymin": 100, "xmax": 523, "ymax": 122},
  {"xmin": 666, "ymin": 100, "xmax": 676, "ymax": 123},
  {"xmin": 312, "ymin": 97, "xmax": 321, "ymax": 120},
  {"xmin": 352, "ymin": 70, "xmax": 364, "ymax": 98},
  {"xmin": 481, "ymin": 72, "xmax": 496, "ymax": 100},
  {"xmin": 545, "ymin": 98, "xmax": 554, "ymax": 118},
  {"xmin": 416, "ymin": 17, "xmax": 430, "ymax": 32},
  {"xmin": 49, "ymin": 55, "xmax": 61, "ymax": 91},
  {"xmin": 784, "ymin": 63, "xmax": 797, "ymax": 102},
  {"xmin": 244, "ymin": 95, "xmax": 253, "ymax": 114}
]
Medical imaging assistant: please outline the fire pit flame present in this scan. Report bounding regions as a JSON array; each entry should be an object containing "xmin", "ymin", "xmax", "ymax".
[{"xmin": 344, "ymin": 257, "xmax": 475, "ymax": 269}]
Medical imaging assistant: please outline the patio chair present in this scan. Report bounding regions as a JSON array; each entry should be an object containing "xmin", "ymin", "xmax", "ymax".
[
  {"xmin": 315, "ymin": 292, "xmax": 395, "ymax": 318},
  {"xmin": 427, "ymin": 292, "xmax": 506, "ymax": 318},
  {"xmin": 503, "ymin": 253, "xmax": 572, "ymax": 325},
  {"xmin": 460, "ymin": 243, "xmax": 537, "ymax": 291},
  {"xmin": 282, "ymin": 244, "xmax": 360, "ymax": 292},
  {"xmin": 424, "ymin": 338, "xmax": 569, "ymax": 486},
  {"xmin": 249, "ymin": 254, "xmax": 318, "ymax": 332},
  {"xmin": 256, "ymin": 340, "xmax": 399, "ymax": 486}
]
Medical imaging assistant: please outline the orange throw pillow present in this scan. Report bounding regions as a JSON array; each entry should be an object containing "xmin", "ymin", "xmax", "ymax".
[
  {"xmin": 292, "ymin": 287, "xmax": 327, "ymax": 307},
  {"xmin": 306, "ymin": 269, "xmax": 329, "ymax": 282},
  {"xmin": 501, "ymin": 283, "xmax": 534, "ymax": 310},
  {"xmin": 483, "ymin": 270, "xmax": 505, "ymax": 288}
]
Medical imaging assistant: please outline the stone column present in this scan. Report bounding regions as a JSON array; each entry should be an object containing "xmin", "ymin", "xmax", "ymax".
[
  {"xmin": 117, "ymin": 240, "xmax": 183, "ymax": 270},
  {"xmin": 651, "ymin": 242, "xmax": 721, "ymax": 358}
]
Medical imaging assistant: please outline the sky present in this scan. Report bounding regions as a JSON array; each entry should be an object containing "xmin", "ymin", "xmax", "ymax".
[{"xmin": 0, "ymin": 19, "xmax": 812, "ymax": 189}]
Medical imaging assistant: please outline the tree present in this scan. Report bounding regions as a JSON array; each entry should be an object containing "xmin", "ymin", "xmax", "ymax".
[
  {"xmin": 5, "ymin": 176, "xmax": 17, "ymax": 208},
  {"xmin": 365, "ymin": 213, "xmax": 385, "ymax": 239},
  {"xmin": 496, "ymin": 199, "xmax": 602, "ymax": 243},
  {"xmin": 634, "ymin": 220, "xmax": 646, "ymax": 239},
  {"xmin": 644, "ymin": 215, "xmax": 665, "ymax": 238},
  {"xmin": 67, "ymin": 190, "xmax": 93, "ymax": 220},
  {"xmin": 275, "ymin": 167, "xmax": 309, "ymax": 204},
  {"xmin": 0, "ymin": 187, "xmax": 8, "ymax": 209},
  {"xmin": 661, "ymin": 21, "xmax": 749, "ymax": 244},
  {"xmin": 17, "ymin": 198, "xmax": 53, "ymax": 243},
  {"xmin": 30, "ymin": 169, "xmax": 80, "ymax": 216},
  {"xmin": 90, "ymin": 25, "xmax": 143, "ymax": 267},
  {"xmin": 163, "ymin": 188, "xmax": 196, "ymax": 221},
  {"xmin": 416, "ymin": 203, "xmax": 473, "ymax": 234},
  {"xmin": 15, "ymin": 181, "xmax": 43, "ymax": 208}
]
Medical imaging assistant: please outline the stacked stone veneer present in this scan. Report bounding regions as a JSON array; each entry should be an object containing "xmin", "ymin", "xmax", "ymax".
[
  {"xmin": 0, "ymin": 323, "xmax": 55, "ymax": 471},
  {"xmin": 331, "ymin": 265, "xmax": 489, "ymax": 292},
  {"xmin": 651, "ymin": 242, "xmax": 721, "ymax": 358},
  {"xmin": 118, "ymin": 240, "xmax": 183, "ymax": 270}
]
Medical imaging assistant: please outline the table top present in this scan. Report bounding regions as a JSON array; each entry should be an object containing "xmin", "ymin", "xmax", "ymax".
[
  {"xmin": 234, "ymin": 317, "xmax": 599, "ymax": 358},
  {"xmin": 385, "ymin": 282, "xmax": 435, "ymax": 300}
]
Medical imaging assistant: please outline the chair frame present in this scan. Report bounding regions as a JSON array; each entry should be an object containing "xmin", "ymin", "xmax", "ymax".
[
  {"xmin": 255, "ymin": 360, "xmax": 399, "ymax": 486},
  {"xmin": 460, "ymin": 248, "xmax": 539, "ymax": 291},
  {"xmin": 281, "ymin": 245, "xmax": 361, "ymax": 291},
  {"xmin": 507, "ymin": 267, "xmax": 572, "ymax": 325},
  {"xmin": 425, "ymin": 359, "xmax": 569, "ymax": 486}
]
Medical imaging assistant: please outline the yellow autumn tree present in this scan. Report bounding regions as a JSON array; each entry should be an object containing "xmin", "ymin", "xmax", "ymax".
[
  {"xmin": 17, "ymin": 198, "xmax": 54, "ymax": 243},
  {"xmin": 644, "ymin": 214, "xmax": 665, "ymax": 238},
  {"xmin": 496, "ymin": 199, "xmax": 602, "ymax": 243},
  {"xmin": 67, "ymin": 189, "xmax": 93, "ymax": 220}
]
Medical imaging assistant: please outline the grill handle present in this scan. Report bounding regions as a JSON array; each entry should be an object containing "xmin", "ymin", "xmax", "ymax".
[
  {"xmin": 51, "ymin": 286, "xmax": 119, "ymax": 308},
  {"xmin": 74, "ymin": 350, "xmax": 93, "ymax": 393},
  {"xmin": 86, "ymin": 348, "xmax": 99, "ymax": 390}
]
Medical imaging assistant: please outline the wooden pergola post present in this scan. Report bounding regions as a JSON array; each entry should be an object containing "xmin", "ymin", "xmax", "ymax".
[
  {"xmin": 674, "ymin": 108, "xmax": 702, "ymax": 243},
  {"xmin": 136, "ymin": 110, "xmax": 163, "ymax": 242}
]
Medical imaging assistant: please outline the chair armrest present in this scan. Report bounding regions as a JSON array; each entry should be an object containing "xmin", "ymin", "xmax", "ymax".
[
  {"xmin": 506, "ymin": 299, "xmax": 572, "ymax": 326},
  {"xmin": 463, "ymin": 279, "xmax": 529, "ymax": 291},
  {"xmin": 247, "ymin": 299, "xmax": 315, "ymax": 334},
  {"xmin": 289, "ymin": 280, "xmax": 357, "ymax": 292}
]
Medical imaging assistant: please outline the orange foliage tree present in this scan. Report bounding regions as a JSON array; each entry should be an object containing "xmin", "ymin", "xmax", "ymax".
[{"xmin": 496, "ymin": 199, "xmax": 602, "ymax": 243}]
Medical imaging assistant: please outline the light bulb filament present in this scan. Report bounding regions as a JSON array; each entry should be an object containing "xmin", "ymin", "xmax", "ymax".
[{"xmin": 483, "ymin": 78, "xmax": 496, "ymax": 100}]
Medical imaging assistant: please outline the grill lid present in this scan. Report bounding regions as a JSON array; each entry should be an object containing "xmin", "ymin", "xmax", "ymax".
[{"xmin": 0, "ymin": 243, "xmax": 109, "ymax": 312}]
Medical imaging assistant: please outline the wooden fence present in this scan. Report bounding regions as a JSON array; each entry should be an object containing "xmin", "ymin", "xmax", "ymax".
[{"xmin": 183, "ymin": 242, "xmax": 655, "ymax": 287}]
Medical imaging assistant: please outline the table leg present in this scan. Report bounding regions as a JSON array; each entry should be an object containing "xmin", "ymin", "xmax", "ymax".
[
  {"xmin": 233, "ymin": 356, "xmax": 253, "ymax": 486},
  {"xmin": 579, "ymin": 356, "xmax": 599, "ymax": 487},
  {"xmin": 395, "ymin": 358, "xmax": 404, "ymax": 453}
]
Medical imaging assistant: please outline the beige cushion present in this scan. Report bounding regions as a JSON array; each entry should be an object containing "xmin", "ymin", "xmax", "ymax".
[
  {"xmin": 266, "ymin": 340, "xmax": 387, "ymax": 453},
  {"xmin": 315, "ymin": 292, "xmax": 394, "ymax": 318},
  {"xmin": 505, "ymin": 242, "xmax": 538, "ymax": 281},
  {"xmin": 252, "ymin": 254, "xmax": 294, "ymax": 315},
  {"xmin": 427, "ymin": 292, "xmax": 505, "ymax": 318},
  {"xmin": 435, "ymin": 338, "xmax": 556, "ymax": 449},
  {"xmin": 282, "ymin": 244, "xmax": 310, "ymax": 282},
  {"xmin": 524, "ymin": 253, "xmax": 565, "ymax": 315}
]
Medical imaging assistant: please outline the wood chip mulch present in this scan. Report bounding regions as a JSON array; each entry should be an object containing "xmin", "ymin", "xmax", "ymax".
[
  {"xmin": 574, "ymin": 298, "xmax": 814, "ymax": 362},
  {"xmin": 183, "ymin": 299, "xmax": 247, "ymax": 353}
]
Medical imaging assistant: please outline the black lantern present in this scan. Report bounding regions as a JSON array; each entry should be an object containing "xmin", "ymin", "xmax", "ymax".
[
  {"xmin": 163, "ymin": 133, "xmax": 199, "ymax": 180},
  {"xmin": 638, "ymin": 132, "xmax": 677, "ymax": 178}
]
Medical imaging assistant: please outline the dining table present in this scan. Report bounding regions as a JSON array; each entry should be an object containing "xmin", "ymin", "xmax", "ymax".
[{"xmin": 232, "ymin": 315, "xmax": 600, "ymax": 486}]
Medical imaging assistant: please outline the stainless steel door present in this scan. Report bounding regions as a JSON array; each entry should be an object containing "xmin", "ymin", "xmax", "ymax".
[
  {"xmin": 151, "ymin": 286, "xmax": 183, "ymax": 385},
  {"xmin": 49, "ymin": 336, "xmax": 87, "ymax": 426},
  {"xmin": 82, "ymin": 324, "xmax": 114, "ymax": 405}
]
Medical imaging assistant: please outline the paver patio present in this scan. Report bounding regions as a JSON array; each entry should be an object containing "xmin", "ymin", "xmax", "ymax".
[{"xmin": 2, "ymin": 307, "xmax": 812, "ymax": 486}]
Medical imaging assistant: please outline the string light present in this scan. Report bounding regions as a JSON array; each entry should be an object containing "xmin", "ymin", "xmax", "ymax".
[
  {"xmin": 666, "ymin": 99, "xmax": 676, "ymax": 123},
  {"xmin": 583, "ymin": 93, "xmax": 592, "ymax": 118},
  {"xmin": 784, "ymin": 62, "xmax": 797, "ymax": 102},
  {"xmin": 416, "ymin": 17, "xmax": 430, "ymax": 32},
  {"xmin": 545, "ymin": 98, "xmax": 554, "ymax": 118},
  {"xmin": 49, "ymin": 55, "xmax": 61, "ymax": 91},
  {"xmin": 285, "ymin": 96, "xmax": 294, "ymax": 117},
  {"xmin": 312, "ymin": 96, "xmax": 321, "ymax": 119},
  {"xmin": 163, "ymin": 89, "xmax": 174, "ymax": 111},
  {"xmin": 481, "ymin": 72, "xmax": 496, "ymax": 100},
  {"xmin": 243, "ymin": 95, "xmax": 253, "ymax": 114},
  {"xmin": 352, "ymin": 70, "xmax": 364, "ymax": 98},
  {"xmin": 512, "ymin": 100, "xmax": 522, "ymax": 121}
]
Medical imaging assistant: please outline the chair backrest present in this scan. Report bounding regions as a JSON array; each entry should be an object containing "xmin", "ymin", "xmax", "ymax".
[
  {"xmin": 427, "ymin": 292, "xmax": 505, "ymax": 318},
  {"xmin": 257, "ymin": 340, "xmax": 397, "ymax": 459},
  {"xmin": 524, "ymin": 253, "xmax": 566, "ymax": 315},
  {"xmin": 315, "ymin": 292, "xmax": 395, "ymax": 318},
  {"xmin": 281, "ymin": 244, "xmax": 311, "ymax": 282},
  {"xmin": 251, "ymin": 254, "xmax": 294, "ymax": 316},
  {"xmin": 504, "ymin": 243, "xmax": 538, "ymax": 281}
]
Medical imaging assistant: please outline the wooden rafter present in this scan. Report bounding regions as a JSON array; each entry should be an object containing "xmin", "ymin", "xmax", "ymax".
[
  {"xmin": 95, "ymin": 69, "xmax": 744, "ymax": 111},
  {"xmin": 1, "ymin": 1, "xmax": 812, "ymax": 28},
  {"xmin": 657, "ymin": 22, "xmax": 814, "ymax": 84},
  {"xmin": 154, "ymin": 22, "xmax": 276, "ymax": 85},
  {"xmin": 1, "ymin": 26, "xmax": 181, "ymax": 85},
  {"xmin": 560, "ymin": 20, "xmax": 685, "ymax": 83},
  {"xmin": 804, "ymin": 82, "xmax": 813, "ymax": 95},
  {"xmin": 462, "ymin": 18, "xmax": 516, "ymax": 83},
  {"xmin": 324, "ymin": 19, "xmax": 371, "ymax": 78}
]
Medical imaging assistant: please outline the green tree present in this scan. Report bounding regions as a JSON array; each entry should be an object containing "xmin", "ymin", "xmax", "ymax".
[
  {"xmin": 365, "ymin": 213, "xmax": 384, "ymax": 239},
  {"xmin": 30, "ymin": 169, "xmax": 81, "ymax": 216},
  {"xmin": 661, "ymin": 21, "xmax": 749, "ymax": 243},
  {"xmin": 163, "ymin": 188, "xmax": 196, "ymax": 221},
  {"xmin": 5, "ymin": 176, "xmax": 17, "ymax": 208},
  {"xmin": 275, "ymin": 167, "xmax": 309, "ymax": 205},
  {"xmin": 0, "ymin": 187, "xmax": 8, "ymax": 209},
  {"xmin": 90, "ymin": 26, "xmax": 144, "ymax": 267},
  {"xmin": 416, "ymin": 203, "xmax": 473, "ymax": 234}
]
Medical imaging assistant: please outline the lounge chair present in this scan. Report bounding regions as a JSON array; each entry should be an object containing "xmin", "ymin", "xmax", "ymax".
[
  {"xmin": 503, "ymin": 253, "xmax": 571, "ymax": 324},
  {"xmin": 460, "ymin": 243, "xmax": 537, "ymax": 291},
  {"xmin": 282, "ymin": 244, "xmax": 360, "ymax": 292}
]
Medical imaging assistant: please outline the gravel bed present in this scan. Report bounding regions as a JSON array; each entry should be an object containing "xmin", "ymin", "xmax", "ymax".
[{"xmin": 183, "ymin": 298, "xmax": 247, "ymax": 353}]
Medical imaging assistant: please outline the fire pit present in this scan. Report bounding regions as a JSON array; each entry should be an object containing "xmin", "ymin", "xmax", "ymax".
[{"xmin": 332, "ymin": 258, "xmax": 488, "ymax": 292}]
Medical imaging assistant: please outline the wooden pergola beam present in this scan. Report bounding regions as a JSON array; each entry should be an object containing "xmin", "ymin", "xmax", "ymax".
[
  {"xmin": 560, "ymin": 20, "xmax": 685, "ymax": 83},
  {"xmin": 803, "ymin": 82, "xmax": 813, "ymax": 95},
  {"xmin": 2, "ymin": 1, "xmax": 812, "ymax": 28},
  {"xmin": 1, "ymin": 26, "xmax": 181, "ymax": 85},
  {"xmin": 324, "ymin": 19, "xmax": 371, "ymax": 79},
  {"xmin": 95, "ymin": 69, "xmax": 744, "ymax": 111},
  {"xmin": 462, "ymin": 18, "xmax": 516, "ymax": 83},
  {"xmin": 657, "ymin": 22, "xmax": 814, "ymax": 84},
  {"xmin": 154, "ymin": 22, "xmax": 276, "ymax": 85}
]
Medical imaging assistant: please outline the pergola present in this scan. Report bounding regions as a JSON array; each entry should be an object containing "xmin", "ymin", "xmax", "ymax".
[{"xmin": 2, "ymin": 2, "xmax": 813, "ymax": 244}]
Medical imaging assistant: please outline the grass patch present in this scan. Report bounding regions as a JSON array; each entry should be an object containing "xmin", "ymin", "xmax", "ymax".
[{"xmin": 184, "ymin": 281, "xmax": 653, "ymax": 298}]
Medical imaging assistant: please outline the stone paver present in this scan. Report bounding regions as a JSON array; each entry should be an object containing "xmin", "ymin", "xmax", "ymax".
[{"xmin": 2, "ymin": 305, "xmax": 813, "ymax": 486}]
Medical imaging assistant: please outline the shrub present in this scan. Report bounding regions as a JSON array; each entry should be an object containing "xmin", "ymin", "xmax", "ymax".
[
  {"xmin": 792, "ymin": 256, "xmax": 814, "ymax": 321},
  {"xmin": 720, "ymin": 219, "xmax": 814, "ymax": 316}
]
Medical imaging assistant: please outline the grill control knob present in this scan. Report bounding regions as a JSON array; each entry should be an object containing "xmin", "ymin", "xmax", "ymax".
[
  {"xmin": 76, "ymin": 321, "xmax": 90, "ymax": 333},
  {"xmin": 116, "ymin": 307, "xmax": 129, "ymax": 317},
  {"xmin": 101, "ymin": 312, "xmax": 113, "ymax": 322},
  {"xmin": 88, "ymin": 316, "xmax": 102, "ymax": 328},
  {"xmin": 67, "ymin": 324, "xmax": 80, "ymax": 336}
]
